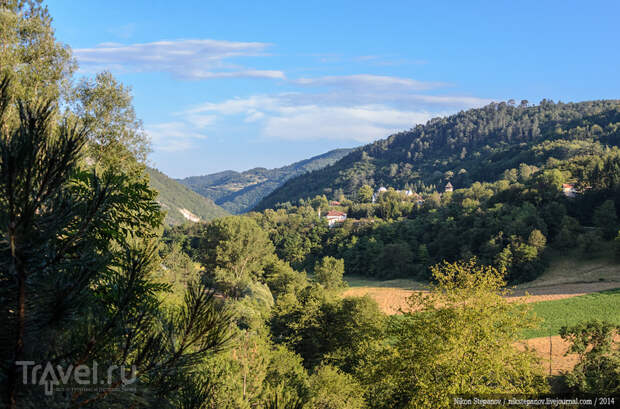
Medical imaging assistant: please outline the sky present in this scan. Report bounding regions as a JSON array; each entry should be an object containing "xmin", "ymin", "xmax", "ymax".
[{"xmin": 46, "ymin": 0, "xmax": 620, "ymax": 178}]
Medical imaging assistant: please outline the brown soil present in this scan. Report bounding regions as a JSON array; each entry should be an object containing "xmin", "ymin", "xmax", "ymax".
[
  {"xmin": 516, "ymin": 335, "xmax": 620, "ymax": 376},
  {"xmin": 515, "ymin": 336, "xmax": 579, "ymax": 376},
  {"xmin": 342, "ymin": 287, "xmax": 416, "ymax": 314}
]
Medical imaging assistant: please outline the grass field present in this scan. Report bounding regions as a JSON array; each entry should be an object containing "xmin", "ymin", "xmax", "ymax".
[
  {"xmin": 521, "ymin": 288, "xmax": 620, "ymax": 339},
  {"xmin": 343, "ymin": 252, "xmax": 620, "ymax": 315}
]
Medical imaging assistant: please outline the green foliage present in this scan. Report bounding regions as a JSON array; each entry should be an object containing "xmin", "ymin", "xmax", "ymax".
[
  {"xmin": 147, "ymin": 166, "xmax": 229, "ymax": 225},
  {"xmin": 271, "ymin": 284, "xmax": 385, "ymax": 372},
  {"xmin": 358, "ymin": 184, "xmax": 374, "ymax": 203},
  {"xmin": 0, "ymin": 80, "xmax": 232, "ymax": 408},
  {"xmin": 251, "ymin": 145, "xmax": 620, "ymax": 283},
  {"xmin": 313, "ymin": 256, "xmax": 346, "ymax": 291},
  {"xmin": 71, "ymin": 71, "xmax": 150, "ymax": 175},
  {"xmin": 528, "ymin": 229, "xmax": 547, "ymax": 250},
  {"xmin": 197, "ymin": 216, "xmax": 276, "ymax": 297},
  {"xmin": 614, "ymin": 230, "xmax": 620, "ymax": 259},
  {"xmin": 264, "ymin": 258, "xmax": 308, "ymax": 300},
  {"xmin": 359, "ymin": 260, "xmax": 548, "ymax": 408},
  {"xmin": 593, "ymin": 200, "xmax": 618, "ymax": 240},
  {"xmin": 560, "ymin": 320, "xmax": 619, "ymax": 394},
  {"xmin": 158, "ymin": 241, "xmax": 201, "ymax": 306},
  {"xmin": 230, "ymin": 281, "xmax": 275, "ymax": 330},
  {"xmin": 0, "ymin": 0, "xmax": 75, "ymax": 107},
  {"xmin": 252, "ymin": 206, "xmax": 328, "ymax": 271},
  {"xmin": 307, "ymin": 365, "xmax": 366, "ymax": 409},
  {"xmin": 193, "ymin": 331, "xmax": 311, "ymax": 409},
  {"xmin": 179, "ymin": 149, "xmax": 353, "ymax": 214}
]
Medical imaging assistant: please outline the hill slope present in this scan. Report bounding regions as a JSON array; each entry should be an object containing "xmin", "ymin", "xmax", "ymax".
[
  {"xmin": 147, "ymin": 167, "xmax": 229, "ymax": 225},
  {"xmin": 178, "ymin": 148, "xmax": 353, "ymax": 214},
  {"xmin": 255, "ymin": 100, "xmax": 620, "ymax": 209}
]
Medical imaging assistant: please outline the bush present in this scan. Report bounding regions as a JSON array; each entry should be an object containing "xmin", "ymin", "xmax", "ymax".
[{"xmin": 560, "ymin": 320, "xmax": 620, "ymax": 395}]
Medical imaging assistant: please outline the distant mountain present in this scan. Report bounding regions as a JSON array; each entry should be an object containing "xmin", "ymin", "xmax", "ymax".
[
  {"xmin": 255, "ymin": 100, "xmax": 620, "ymax": 210},
  {"xmin": 178, "ymin": 148, "xmax": 354, "ymax": 214},
  {"xmin": 146, "ymin": 167, "xmax": 229, "ymax": 225}
]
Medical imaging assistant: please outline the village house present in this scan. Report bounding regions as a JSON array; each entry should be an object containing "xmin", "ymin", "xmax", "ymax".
[
  {"xmin": 371, "ymin": 186, "xmax": 425, "ymax": 204},
  {"xmin": 562, "ymin": 183, "xmax": 577, "ymax": 198},
  {"xmin": 445, "ymin": 182, "xmax": 453, "ymax": 192},
  {"xmin": 412, "ymin": 192, "xmax": 424, "ymax": 205},
  {"xmin": 325, "ymin": 210, "xmax": 347, "ymax": 227},
  {"xmin": 372, "ymin": 186, "xmax": 388, "ymax": 203}
]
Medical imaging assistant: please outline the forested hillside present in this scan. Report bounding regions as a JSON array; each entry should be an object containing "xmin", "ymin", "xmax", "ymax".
[
  {"xmin": 179, "ymin": 148, "xmax": 353, "ymax": 213},
  {"xmin": 256, "ymin": 100, "xmax": 620, "ymax": 209},
  {"xmin": 147, "ymin": 167, "xmax": 229, "ymax": 224}
]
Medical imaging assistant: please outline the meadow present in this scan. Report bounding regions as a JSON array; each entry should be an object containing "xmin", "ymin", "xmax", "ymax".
[
  {"xmin": 522, "ymin": 288, "xmax": 620, "ymax": 339},
  {"xmin": 343, "ymin": 251, "xmax": 620, "ymax": 315}
]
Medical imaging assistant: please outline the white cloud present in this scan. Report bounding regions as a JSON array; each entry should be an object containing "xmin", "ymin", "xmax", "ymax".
[
  {"xmin": 174, "ymin": 70, "xmax": 493, "ymax": 144},
  {"xmin": 74, "ymin": 39, "xmax": 284, "ymax": 80},
  {"xmin": 187, "ymin": 69, "xmax": 286, "ymax": 80},
  {"xmin": 145, "ymin": 121, "xmax": 208, "ymax": 152},
  {"xmin": 185, "ymin": 114, "xmax": 217, "ymax": 128},
  {"xmin": 244, "ymin": 111, "xmax": 265, "ymax": 123},
  {"xmin": 187, "ymin": 95, "xmax": 281, "ymax": 116},
  {"xmin": 262, "ymin": 104, "xmax": 433, "ymax": 142},
  {"xmin": 147, "ymin": 72, "xmax": 492, "ymax": 150},
  {"xmin": 183, "ymin": 95, "xmax": 438, "ymax": 143},
  {"xmin": 293, "ymin": 74, "xmax": 446, "ymax": 91}
]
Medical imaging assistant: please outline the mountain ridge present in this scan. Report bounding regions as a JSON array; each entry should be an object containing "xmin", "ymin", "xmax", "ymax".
[
  {"xmin": 255, "ymin": 99, "xmax": 620, "ymax": 210},
  {"xmin": 146, "ymin": 167, "xmax": 229, "ymax": 225},
  {"xmin": 178, "ymin": 148, "xmax": 354, "ymax": 213}
]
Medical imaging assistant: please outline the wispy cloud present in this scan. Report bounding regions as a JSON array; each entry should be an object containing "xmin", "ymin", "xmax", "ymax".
[
  {"xmin": 74, "ymin": 39, "xmax": 285, "ymax": 80},
  {"xmin": 187, "ymin": 69, "xmax": 286, "ymax": 80},
  {"xmin": 262, "ymin": 104, "xmax": 433, "ymax": 142},
  {"xmin": 184, "ymin": 94, "xmax": 430, "ymax": 142},
  {"xmin": 293, "ymin": 74, "xmax": 446, "ymax": 91},
  {"xmin": 146, "ymin": 72, "xmax": 491, "ymax": 150},
  {"xmin": 145, "ymin": 121, "xmax": 208, "ymax": 152}
]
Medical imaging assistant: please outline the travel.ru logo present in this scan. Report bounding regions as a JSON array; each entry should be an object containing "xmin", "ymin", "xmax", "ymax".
[{"xmin": 16, "ymin": 361, "xmax": 137, "ymax": 396}]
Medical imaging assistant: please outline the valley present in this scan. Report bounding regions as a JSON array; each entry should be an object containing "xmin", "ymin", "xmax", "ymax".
[
  {"xmin": 3, "ymin": 1, "xmax": 619, "ymax": 405},
  {"xmin": 178, "ymin": 148, "xmax": 353, "ymax": 214}
]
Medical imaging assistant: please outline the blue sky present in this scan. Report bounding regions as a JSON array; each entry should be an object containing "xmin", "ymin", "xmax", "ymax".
[{"xmin": 46, "ymin": 0, "xmax": 620, "ymax": 178}]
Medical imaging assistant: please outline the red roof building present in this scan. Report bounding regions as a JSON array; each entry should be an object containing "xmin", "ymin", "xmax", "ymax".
[{"xmin": 325, "ymin": 210, "xmax": 347, "ymax": 226}]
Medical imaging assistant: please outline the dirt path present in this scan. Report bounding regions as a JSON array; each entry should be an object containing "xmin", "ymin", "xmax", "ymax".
[{"xmin": 342, "ymin": 281, "xmax": 620, "ymax": 315}]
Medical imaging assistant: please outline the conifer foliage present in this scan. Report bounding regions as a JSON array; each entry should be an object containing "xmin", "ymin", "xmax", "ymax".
[{"xmin": 0, "ymin": 76, "xmax": 231, "ymax": 408}]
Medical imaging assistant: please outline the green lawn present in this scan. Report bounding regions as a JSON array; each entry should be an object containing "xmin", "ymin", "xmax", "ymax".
[{"xmin": 522, "ymin": 288, "xmax": 620, "ymax": 339}]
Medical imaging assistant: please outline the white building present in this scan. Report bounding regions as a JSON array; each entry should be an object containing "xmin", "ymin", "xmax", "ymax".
[
  {"xmin": 325, "ymin": 210, "xmax": 347, "ymax": 226},
  {"xmin": 372, "ymin": 186, "xmax": 388, "ymax": 203}
]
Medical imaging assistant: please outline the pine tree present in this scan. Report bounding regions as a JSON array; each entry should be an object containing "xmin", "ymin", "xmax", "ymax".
[{"xmin": 0, "ymin": 77, "xmax": 231, "ymax": 408}]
